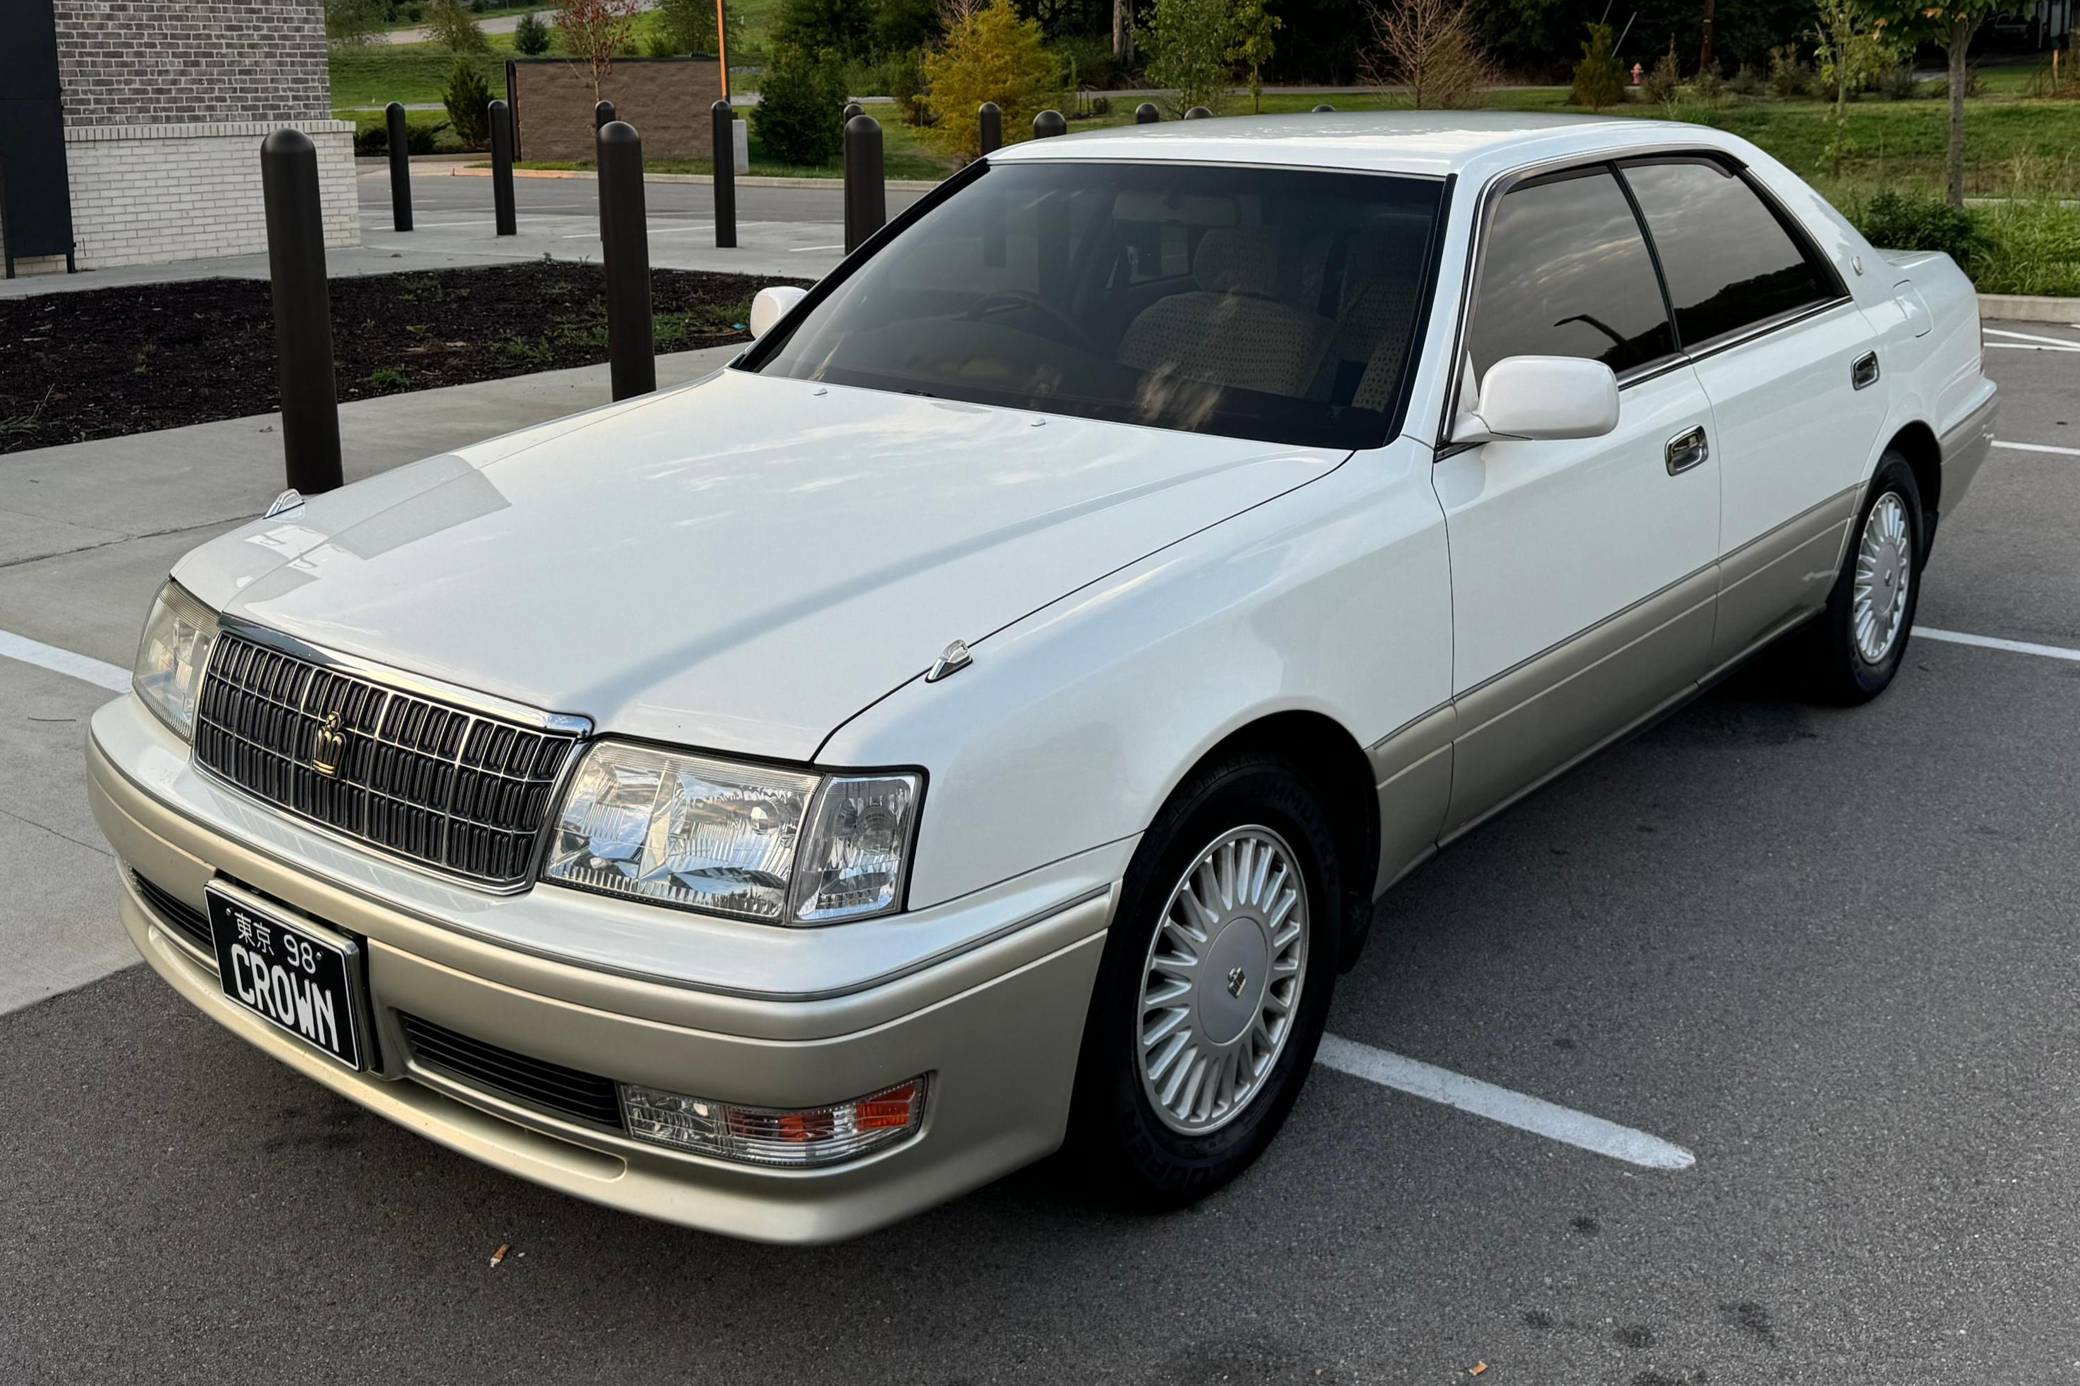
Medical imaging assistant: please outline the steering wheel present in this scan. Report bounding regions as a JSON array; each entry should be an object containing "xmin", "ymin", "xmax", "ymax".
[{"xmin": 960, "ymin": 290, "xmax": 1089, "ymax": 348}]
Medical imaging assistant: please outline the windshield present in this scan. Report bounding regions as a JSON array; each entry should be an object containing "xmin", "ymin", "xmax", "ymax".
[{"xmin": 742, "ymin": 161, "xmax": 1446, "ymax": 450}]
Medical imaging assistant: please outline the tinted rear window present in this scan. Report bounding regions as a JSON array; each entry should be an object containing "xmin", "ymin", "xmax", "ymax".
[
  {"xmin": 1466, "ymin": 166, "xmax": 1675, "ymax": 379},
  {"xmin": 742, "ymin": 161, "xmax": 1446, "ymax": 450},
  {"xmin": 1620, "ymin": 158, "xmax": 1837, "ymax": 345}
]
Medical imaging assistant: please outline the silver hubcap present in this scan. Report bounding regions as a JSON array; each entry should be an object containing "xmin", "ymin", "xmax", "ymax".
[
  {"xmin": 1853, "ymin": 492, "xmax": 1913, "ymax": 665},
  {"xmin": 1136, "ymin": 825, "xmax": 1309, "ymax": 1135}
]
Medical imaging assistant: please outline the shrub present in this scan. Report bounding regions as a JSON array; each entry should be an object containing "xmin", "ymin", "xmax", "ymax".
[
  {"xmin": 1971, "ymin": 197, "xmax": 2080, "ymax": 297},
  {"xmin": 1569, "ymin": 21, "xmax": 1626, "ymax": 109},
  {"xmin": 1927, "ymin": 65, "xmax": 1981, "ymax": 100},
  {"xmin": 644, "ymin": 31, "xmax": 677, "ymax": 56},
  {"xmin": 424, "ymin": 0, "xmax": 488, "ymax": 52},
  {"xmin": 1876, "ymin": 62, "xmax": 1921, "ymax": 100},
  {"xmin": 921, "ymin": 2, "xmax": 1061, "ymax": 159},
  {"xmin": 1768, "ymin": 43, "xmax": 1810, "ymax": 98},
  {"xmin": 1728, "ymin": 63, "xmax": 1764, "ymax": 97},
  {"xmin": 1050, "ymin": 32, "xmax": 1119, "ymax": 91},
  {"xmin": 1143, "ymin": 0, "xmax": 1233, "ymax": 117},
  {"xmin": 752, "ymin": 43, "xmax": 849, "ymax": 166},
  {"xmin": 443, "ymin": 59, "xmax": 493, "ymax": 147},
  {"xmin": 1690, "ymin": 66, "xmax": 1725, "ymax": 102},
  {"xmin": 874, "ymin": 50, "xmax": 929, "ymax": 124},
  {"xmin": 1855, "ymin": 190, "xmax": 1989, "ymax": 261},
  {"xmin": 513, "ymin": 10, "xmax": 552, "ymax": 53},
  {"xmin": 655, "ymin": 0, "xmax": 714, "ymax": 54},
  {"xmin": 1641, "ymin": 41, "xmax": 1680, "ymax": 104},
  {"xmin": 353, "ymin": 117, "xmax": 450, "ymax": 156},
  {"xmin": 1089, "ymin": 93, "xmax": 1111, "ymax": 114}
]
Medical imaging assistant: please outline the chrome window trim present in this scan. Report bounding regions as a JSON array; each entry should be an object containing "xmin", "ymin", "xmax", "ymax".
[{"xmin": 1434, "ymin": 143, "xmax": 1850, "ymax": 455}]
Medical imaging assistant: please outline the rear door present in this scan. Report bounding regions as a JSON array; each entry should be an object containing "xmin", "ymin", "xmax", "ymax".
[
  {"xmin": 1434, "ymin": 164, "xmax": 1721, "ymax": 836},
  {"xmin": 1617, "ymin": 157, "xmax": 1887, "ymax": 666}
]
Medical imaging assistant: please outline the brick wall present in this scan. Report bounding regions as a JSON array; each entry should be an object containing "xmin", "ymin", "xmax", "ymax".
[
  {"xmin": 511, "ymin": 59, "xmax": 725, "ymax": 164},
  {"xmin": 59, "ymin": 121, "xmax": 357, "ymax": 268},
  {"xmin": 4, "ymin": 3, "xmax": 356, "ymax": 272},
  {"xmin": 52, "ymin": 0, "xmax": 332, "ymax": 128}
]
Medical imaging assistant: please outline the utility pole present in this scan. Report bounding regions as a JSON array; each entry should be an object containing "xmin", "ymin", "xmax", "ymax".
[{"xmin": 1699, "ymin": 0, "xmax": 1716, "ymax": 73}]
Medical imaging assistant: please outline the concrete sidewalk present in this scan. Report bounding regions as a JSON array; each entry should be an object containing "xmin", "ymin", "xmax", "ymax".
[{"xmin": 0, "ymin": 344, "xmax": 738, "ymax": 1016}]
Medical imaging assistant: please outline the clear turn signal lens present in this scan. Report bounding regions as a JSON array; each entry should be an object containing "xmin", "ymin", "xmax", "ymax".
[
  {"xmin": 618, "ymin": 1076, "xmax": 929, "ymax": 1167},
  {"xmin": 790, "ymin": 773, "xmax": 921, "ymax": 922}
]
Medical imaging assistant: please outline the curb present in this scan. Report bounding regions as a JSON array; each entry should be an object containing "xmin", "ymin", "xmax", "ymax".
[
  {"xmin": 445, "ymin": 165, "xmax": 943, "ymax": 192},
  {"xmin": 1980, "ymin": 292, "xmax": 2080, "ymax": 325}
]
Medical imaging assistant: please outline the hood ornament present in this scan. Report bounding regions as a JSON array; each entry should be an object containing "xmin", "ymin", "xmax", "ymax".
[
  {"xmin": 265, "ymin": 488, "xmax": 306, "ymax": 519},
  {"xmin": 926, "ymin": 640, "xmax": 972, "ymax": 683}
]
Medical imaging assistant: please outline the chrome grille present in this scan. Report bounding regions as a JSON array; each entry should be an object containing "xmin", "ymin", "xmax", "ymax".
[{"xmin": 192, "ymin": 632, "xmax": 582, "ymax": 887}]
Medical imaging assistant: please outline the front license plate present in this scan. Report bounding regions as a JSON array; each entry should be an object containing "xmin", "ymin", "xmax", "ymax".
[{"xmin": 207, "ymin": 886, "xmax": 367, "ymax": 1071}]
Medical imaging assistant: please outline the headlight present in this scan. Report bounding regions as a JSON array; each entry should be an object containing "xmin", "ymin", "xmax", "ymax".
[
  {"xmin": 543, "ymin": 742, "xmax": 921, "ymax": 925},
  {"xmin": 133, "ymin": 581, "xmax": 219, "ymax": 740}
]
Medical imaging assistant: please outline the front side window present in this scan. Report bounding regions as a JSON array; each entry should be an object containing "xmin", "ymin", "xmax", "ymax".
[
  {"xmin": 742, "ymin": 162, "xmax": 1445, "ymax": 450},
  {"xmin": 1619, "ymin": 158, "xmax": 1837, "ymax": 346},
  {"xmin": 1466, "ymin": 166, "xmax": 1675, "ymax": 381}
]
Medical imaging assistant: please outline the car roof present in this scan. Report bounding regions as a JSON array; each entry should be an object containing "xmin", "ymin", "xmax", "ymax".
[{"xmin": 986, "ymin": 110, "xmax": 1727, "ymax": 180}]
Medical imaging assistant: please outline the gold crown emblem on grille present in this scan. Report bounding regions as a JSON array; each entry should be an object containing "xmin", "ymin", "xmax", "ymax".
[{"xmin": 310, "ymin": 710, "xmax": 345, "ymax": 778}]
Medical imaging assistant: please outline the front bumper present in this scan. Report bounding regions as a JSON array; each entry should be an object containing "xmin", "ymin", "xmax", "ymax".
[{"xmin": 87, "ymin": 697, "xmax": 1114, "ymax": 1244}]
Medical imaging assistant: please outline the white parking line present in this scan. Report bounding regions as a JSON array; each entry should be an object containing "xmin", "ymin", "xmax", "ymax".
[
  {"xmin": 1994, "ymin": 439, "xmax": 2080, "ymax": 458},
  {"xmin": 1918, "ymin": 627, "xmax": 2080, "ymax": 663},
  {"xmin": 0, "ymin": 630, "xmax": 130, "ymax": 693},
  {"xmin": 788, "ymin": 244, "xmax": 846, "ymax": 252},
  {"xmin": 1986, "ymin": 342, "xmax": 2080, "ymax": 353},
  {"xmin": 1985, "ymin": 328, "xmax": 2080, "ymax": 348},
  {"xmin": 1315, "ymin": 1033, "xmax": 1697, "ymax": 1170}
]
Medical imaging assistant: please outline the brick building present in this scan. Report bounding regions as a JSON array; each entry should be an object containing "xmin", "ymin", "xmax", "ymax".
[{"xmin": 1, "ymin": 0, "xmax": 357, "ymax": 274}]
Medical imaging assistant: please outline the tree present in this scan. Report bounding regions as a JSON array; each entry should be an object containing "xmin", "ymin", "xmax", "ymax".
[
  {"xmin": 1229, "ymin": 0, "xmax": 1280, "ymax": 112},
  {"xmin": 1143, "ymin": 0, "xmax": 1232, "ymax": 116},
  {"xmin": 1875, "ymin": 0, "xmax": 1999, "ymax": 207},
  {"xmin": 1811, "ymin": 0, "xmax": 1895, "ymax": 176},
  {"xmin": 1364, "ymin": 0, "xmax": 1492, "ymax": 109},
  {"xmin": 1569, "ymin": 19, "xmax": 1627, "ymax": 108},
  {"xmin": 774, "ymin": 0, "xmax": 874, "ymax": 61},
  {"xmin": 443, "ymin": 58, "xmax": 493, "ymax": 147},
  {"xmin": 655, "ymin": 0, "xmax": 718, "ymax": 53},
  {"xmin": 324, "ymin": 0, "xmax": 387, "ymax": 45},
  {"xmin": 425, "ymin": 0, "xmax": 489, "ymax": 52},
  {"xmin": 513, "ymin": 10, "xmax": 553, "ymax": 53},
  {"xmin": 920, "ymin": 1, "xmax": 1060, "ymax": 158},
  {"xmin": 554, "ymin": 0, "xmax": 645, "ymax": 102},
  {"xmin": 751, "ymin": 43, "xmax": 849, "ymax": 165}
]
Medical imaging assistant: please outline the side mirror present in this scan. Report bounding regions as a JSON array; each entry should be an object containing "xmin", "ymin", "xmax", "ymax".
[
  {"xmin": 1454, "ymin": 355, "xmax": 1619, "ymax": 443},
  {"xmin": 748, "ymin": 285, "xmax": 809, "ymax": 339}
]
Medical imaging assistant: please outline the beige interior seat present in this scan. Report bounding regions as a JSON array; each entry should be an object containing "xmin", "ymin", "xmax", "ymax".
[{"xmin": 1118, "ymin": 228, "xmax": 1333, "ymax": 398}]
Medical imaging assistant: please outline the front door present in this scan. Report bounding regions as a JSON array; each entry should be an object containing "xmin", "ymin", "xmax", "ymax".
[{"xmin": 1434, "ymin": 164, "xmax": 1721, "ymax": 836}]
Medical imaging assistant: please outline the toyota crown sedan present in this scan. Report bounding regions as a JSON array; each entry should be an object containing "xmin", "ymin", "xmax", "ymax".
[{"xmin": 89, "ymin": 112, "xmax": 1996, "ymax": 1243}]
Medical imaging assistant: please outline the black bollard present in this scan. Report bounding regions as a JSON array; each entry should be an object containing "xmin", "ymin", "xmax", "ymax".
[
  {"xmin": 597, "ymin": 121, "xmax": 655, "ymax": 401},
  {"xmin": 1134, "ymin": 102, "xmax": 1160, "ymax": 124},
  {"xmin": 1032, "ymin": 109, "xmax": 1067, "ymax": 139},
  {"xmin": 711, "ymin": 99, "xmax": 736, "ymax": 249},
  {"xmin": 1184, "ymin": 106, "xmax": 1212, "ymax": 120},
  {"xmin": 384, "ymin": 102, "xmax": 412, "ymax": 232},
  {"xmin": 1312, "ymin": 103, "xmax": 1336, "ymax": 112},
  {"xmin": 843, "ymin": 113, "xmax": 885, "ymax": 253},
  {"xmin": 489, "ymin": 99, "xmax": 517, "ymax": 237},
  {"xmin": 259, "ymin": 129, "xmax": 342, "ymax": 495},
  {"xmin": 594, "ymin": 99, "xmax": 616, "ymax": 131},
  {"xmin": 843, "ymin": 101, "xmax": 864, "ymax": 122},
  {"xmin": 978, "ymin": 101, "xmax": 1001, "ymax": 155}
]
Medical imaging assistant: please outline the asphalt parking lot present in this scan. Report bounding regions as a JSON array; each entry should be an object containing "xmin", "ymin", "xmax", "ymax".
[{"xmin": 3, "ymin": 324, "xmax": 2077, "ymax": 1384}]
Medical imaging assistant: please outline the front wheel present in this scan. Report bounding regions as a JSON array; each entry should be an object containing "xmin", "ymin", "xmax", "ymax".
[
  {"xmin": 1066, "ymin": 752, "xmax": 1341, "ymax": 1209},
  {"xmin": 1805, "ymin": 455, "xmax": 1925, "ymax": 704}
]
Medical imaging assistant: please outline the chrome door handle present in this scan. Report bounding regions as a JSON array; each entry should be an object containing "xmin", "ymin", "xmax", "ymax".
[
  {"xmin": 1665, "ymin": 426, "xmax": 1709, "ymax": 476},
  {"xmin": 1852, "ymin": 350, "xmax": 1880, "ymax": 390}
]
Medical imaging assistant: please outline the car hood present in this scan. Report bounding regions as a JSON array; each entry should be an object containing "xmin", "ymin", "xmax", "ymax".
[{"xmin": 176, "ymin": 368, "xmax": 1344, "ymax": 760}]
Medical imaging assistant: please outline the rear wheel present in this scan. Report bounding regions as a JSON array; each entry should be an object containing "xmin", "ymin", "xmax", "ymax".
[
  {"xmin": 1067, "ymin": 752, "xmax": 1341, "ymax": 1208},
  {"xmin": 1805, "ymin": 455, "xmax": 1924, "ymax": 704}
]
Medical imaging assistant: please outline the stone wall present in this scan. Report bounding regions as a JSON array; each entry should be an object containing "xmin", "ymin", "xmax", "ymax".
[{"xmin": 510, "ymin": 59, "xmax": 725, "ymax": 165}]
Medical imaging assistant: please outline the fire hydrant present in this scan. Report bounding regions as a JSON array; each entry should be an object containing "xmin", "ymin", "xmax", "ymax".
[{"xmin": 1630, "ymin": 62, "xmax": 1643, "ymax": 86}]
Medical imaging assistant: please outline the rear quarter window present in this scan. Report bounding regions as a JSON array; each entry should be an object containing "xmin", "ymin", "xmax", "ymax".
[{"xmin": 1619, "ymin": 158, "xmax": 1839, "ymax": 346}]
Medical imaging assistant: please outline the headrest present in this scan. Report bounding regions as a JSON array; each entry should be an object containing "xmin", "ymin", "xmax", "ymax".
[{"xmin": 1192, "ymin": 227, "xmax": 1280, "ymax": 297}]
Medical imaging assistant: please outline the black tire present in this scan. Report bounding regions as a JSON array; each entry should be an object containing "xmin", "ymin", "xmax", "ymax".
[
  {"xmin": 1805, "ymin": 453, "xmax": 1925, "ymax": 705},
  {"xmin": 1065, "ymin": 751, "xmax": 1342, "ymax": 1210}
]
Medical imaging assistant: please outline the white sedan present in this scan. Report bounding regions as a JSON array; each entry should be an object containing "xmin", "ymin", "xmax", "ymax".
[{"xmin": 89, "ymin": 112, "xmax": 1996, "ymax": 1242}]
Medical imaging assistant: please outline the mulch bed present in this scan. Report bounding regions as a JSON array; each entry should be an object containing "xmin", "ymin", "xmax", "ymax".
[{"xmin": 0, "ymin": 262, "xmax": 808, "ymax": 454}]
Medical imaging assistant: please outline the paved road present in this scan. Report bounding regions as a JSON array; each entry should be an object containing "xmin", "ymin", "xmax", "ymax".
[{"xmin": 3, "ymin": 328, "xmax": 2079, "ymax": 1381}]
